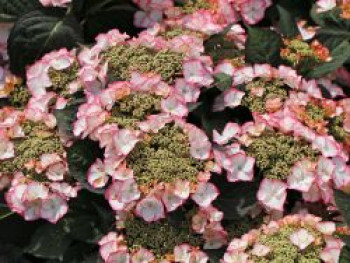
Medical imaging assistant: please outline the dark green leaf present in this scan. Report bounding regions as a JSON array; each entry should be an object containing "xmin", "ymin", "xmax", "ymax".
[
  {"xmin": 245, "ymin": 27, "xmax": 282, "ymax": 66},
  {"xmin": 212, "ymin": 176, "xmax": 259, "ymax": 220},
  {"xmin": 307, "ymin": 40, "xmax": 350, "ymax": 78},
  {"xmin": 335, "ymin": 190, "xmax": 350, "ymax": 227},
  {"xmin": 213, "ymin": 73, "xmax": 233, "ymax": 92},
  {"xmin": 0, "ymin": 0, "xmax": 41, "ymax": 22},
  {"xmin": 54, "ymin": 96, "xmax": 85, "ymax": 142},
  {"xmin": 0, "ymin": 206, "xmax": 14, "ymax": 220},
  {"xmin": 340, "ymin": 246, "xmax": 350, "ymax": 263},
  {"xmin": 8, "ymin": 8, "xmax": 83, "ymax": 76},
  {"xmin": 26, "ymin": 224, "xmax": 72, "ymax": 260},
  {"xmin": 311, "ymin": 4, "xmax": 350, "ymax": 51},
  {"xmin": 62, "ymin": 215, "xmax": 103, "ymax": 243},
  {"xmin": 204, "ymin": 25, "xmax": 242, "ymax": 63},
  {"xmin": 277, "ymin": 5, "xmax": 299, "ymax": 37},
  {"xmin": 81, "ymin": 1, "xmax": 140, "ymax": 42},
  {"xmin": 67, "ymin": 139, "xmax": 104, "ymax": 193},
  {"xmin": 340, "ymin": 234, "xmax": 350, "ymax": 247}
]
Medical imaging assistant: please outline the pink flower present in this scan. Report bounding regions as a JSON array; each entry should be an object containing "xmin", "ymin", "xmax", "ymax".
[
  {"xmin": 251, "ymin": 243, "xmax": 270, "ymax": 257},
  {"xmin": 135, "ymin": 196, "xmax": 165, "ymax": 222},
  {"xmin": 113, "ymin": 129, "xmax": 140, "ymax": 156},
  {"xmin": 226, "ymin": 153, "xmax": 255, "ymax": 182},
  {"xmin": 39, "ymin": 0, "xmax": 71, "ymax": 7},
  {"xmin": 88, "ymin": 159, "xmax": 109, "ymax": 188},
  {"xmin": 105, "ymin": 179, "xmax": 140, "ymax": 211},
  {"xmin": 169, "ymin": 35, "xmax": 204, "ymax": 58},
  {"xmin": 174, "ymin": 244, "xmax": 191, "ymax": 262},
  {"xmin": 287, "ymin": 160, "xmax": 315, "ymax": 192},
  {"xmin": 174, "ymin": 79, "xmax": 201, "ymax": 103},
  {"xmin": 107, "ymin": 250, "xmax": 130, "ymax": 263},
  {"xmin": 174, "ymin": 244, "xmax": 209, "ymax": 263},
  {"xmin": 317, "ymin": 222, "xmax": 336, "ymax": 235},
  {"xmin": 290, "ymin": 229, "xmax": 315, "ymax": 250},
  {"xmin": 162, "ymin": 190, "xmax": 185, "ymax": 212},
  {"xmin": 161, "ymin": 96, "xmax": 188, "ymax": 117},
  {"xmin": 0, "ymin": 138, "xmax": 14, "ymax": 160},
  {"xmin": 40, "ymin": 194, "xmax": 68, "ymax": 223},
  {"xmin": 312, "ymin": 136, "xmax": 339, "ymax": 158},
  {"xmin": 316, "ymin": 0, "xmax": 336, "ymax": 13},
  {"xmin": 134, "ymin": 10, "xmax": 163, "ymax": 28},
  {"xmin": 192, "ymin": 182, "xmax": 219, "ymax": 207},
  {"xmin": 240, "ymin": 0, "xmax": 268, "ymax": 25},
  {"xmin": 183, "ymin": 58, "xmax": 214, "ymax": 87},
  {"xmin": 223, "ymin": 88, "xmax": 245, "ymax": 108},
  {"xmin": 297, "ymin": 20, "xmax": 317, "ymax": 40},
  {"xmin": 46, "ymin": 162, "xmax": 67, "ymax": 182},
  {"xmin": 213, "ymin": 123, "xmax": 241, "ymax": 145},
  {"xmin": 182, "ymin": 10, "xmax": 223, "ymax": 35},
  {"xmin": 131, "ymin": 248, "xmax": 155, "ymax": 263},
  {"xmin": 257, "ymin": 179, "xmax": 287, "ymax": 211}
]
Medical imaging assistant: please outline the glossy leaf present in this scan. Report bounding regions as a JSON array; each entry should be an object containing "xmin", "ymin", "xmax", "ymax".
[
  {"xmin": 0, "ymin": 0, "xmax": 41, "ymax": 22},
  {"xmin": 245, "ymin": 27, "xmax": 282, "ymax": 66},
  {"xmin": 8, "ymin": 8, "xmax": 83, "ymax": 76}
]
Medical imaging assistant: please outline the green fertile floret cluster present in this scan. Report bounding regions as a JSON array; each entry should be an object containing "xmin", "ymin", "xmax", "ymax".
[
  {"xmin": 181, "ymin": 0, "xmax": 211, "ymax": 14},
  {"xmin": 282, "ymin": 39, "xmax": 321, "ymax": 70},
  {"xmin": 252, "ymin": 226, "xmax": 324, "ymax": 263},
  {"xmin": 246, "ymin": 131, "xmax": 319, "ymax": 180},
  {"xmin": 8, "ymin": 85, "xmax": 31, "ymax": 108},
  {"xmin": 108, "ymin": 93, "xmax": 162, "ymax": 129},
  {"xmin": 241, "ymin": 78, "xmax": 288, "ymax": 114},
  {"xmin": 124, "ymin": 215, "xmax": 202, "ymax": 259},
  {"xmin": 160, "ymin": 27, "xmax": 202, "ymax": 39},
  {"xmin": 329, "ymin": 115, "xmax": 348, "ymax": 143},
  {"xmin": 103, "ymin": 45, "xmax": 184, "ymax": 83},
  {"xmin": 0, "ymin": 121, "xmax": 64, "ymax": 176},
  {"xmin": 126, "ymin": 124, "xmax": 205, "ymax": 187},
  {"xmin": 48, "ymin": 62, "xmax": 79, "ymax": 97},
  {"xmin": 305, "ymin": 103, "xmax": 327, "ymax": 123}
]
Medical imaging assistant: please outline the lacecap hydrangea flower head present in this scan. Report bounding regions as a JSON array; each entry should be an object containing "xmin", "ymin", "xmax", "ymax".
[
  {"xmin": 211, "ymin": 114, "xmax": 350, "ymax": 212},
  {"xmin": 222, "ymin": 214, "xmax": 343, "ymax": 263},
  {"xmin": 0, "ymin": 106, "xmax": 79, "ymax": 223},
  {"xmin": 98, "ymin": 209, "xmax": 209, "ymax": 263},
  {"xmin": 26, "ymin": 48, "xmax": 81, "ymax": 104},
  {"xmin": 72, "ymin": 28, "xmax": 220, "ymax": 222},
  {"xmin": 213, "ymin": 64, "xmax": 323, "ymax": 116},
  {"xmin": 132, "ymin": 0, "xmax": 272, "ymax": 31}
]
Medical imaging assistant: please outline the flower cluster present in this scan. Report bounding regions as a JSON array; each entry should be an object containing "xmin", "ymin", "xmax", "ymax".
[
  {"xmin": 0, "ymin": 107, "xmax": 79, "ymax": 223},
  {"xmin": 222, "ymin": 214, "xmax": 343, "ymax": 263},
  {"xmin": 99, "ymin": 210, "xmax": 208, "ymax": 262},
  {"xmin": 133, "ymin": 0, "xmax": 272, "ymax": 31},
  {"xmin": 1, "ymin": 0, "xmax": 350, "ymax": 262}
]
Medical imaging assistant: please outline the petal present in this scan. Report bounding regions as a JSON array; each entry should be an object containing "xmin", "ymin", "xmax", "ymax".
[
  {"xmin": 40, "ymin": 194, "xmax": 68, "ymax": 223},
  {"xmin": 223, "ymin": 89, "xmax": 245, "ymax": 108},
  {"xmin": 287, "ymin": 160, "xmax": 315, "ymax": 192},
  {"xmin": 135, "ymin": 196, "xmax": 165, "ymax": 222},
  {"xmin": 290, "ymin": 229, "xmax": 315, "ymax": 250},
  {"xmin": 257, "ymin": 179, "xmax": 287, "ymax": 211},
  {"xmin": 113, "ymin": 129, "xmax": 140, "ymax": 156},
  {"xmin": 88, "ymin": 159, "xmax": 109, "ymax": 188},
  {"xmin": 192, "ymin": 182, "xmax": 219, "ymax": 207}
]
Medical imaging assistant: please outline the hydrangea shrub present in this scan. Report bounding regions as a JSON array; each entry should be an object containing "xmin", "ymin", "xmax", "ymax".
[{"xmin": 0, "ymin": 0, "xmax": 350, "ymax": 262}]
